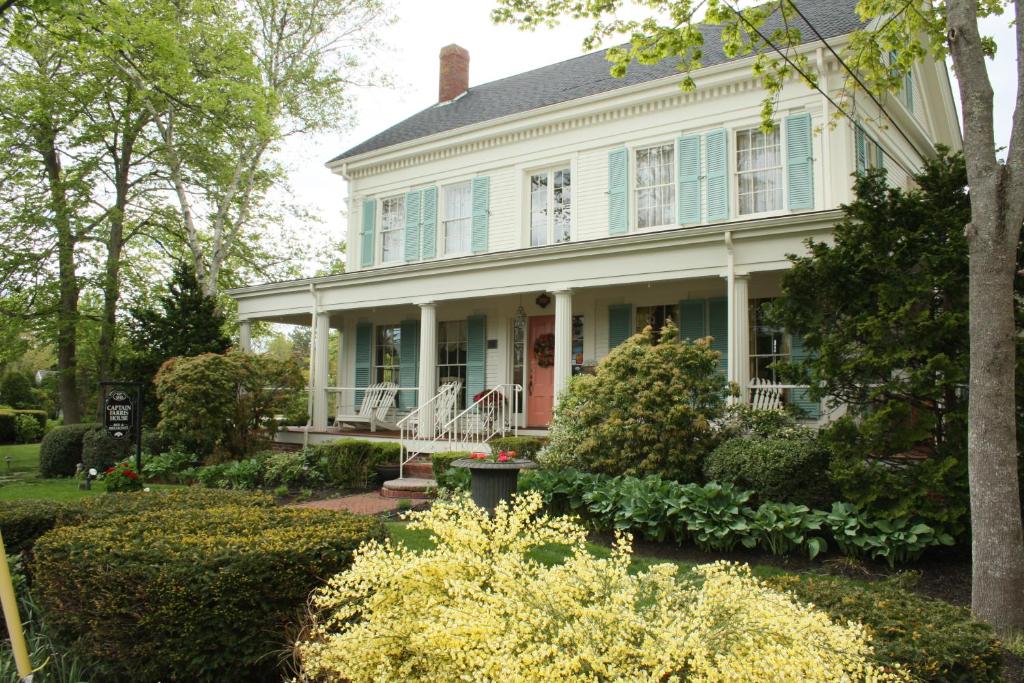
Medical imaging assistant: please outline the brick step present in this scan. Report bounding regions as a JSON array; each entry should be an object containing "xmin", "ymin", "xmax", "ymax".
[
  {"xmin": 402, "ymin": 461, "xmax": 434, "ymax": 478},
  {"xmin": 380, "ymin": 477, "xmax": 436, "ymax": 500}
]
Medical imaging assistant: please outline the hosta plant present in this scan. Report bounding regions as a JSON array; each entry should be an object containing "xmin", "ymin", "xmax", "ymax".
[
  {"xmin": 677, "ymin": 481, "xmax": 755, "ymax": 552},
  {"xmin": 296, "ymin": 493, "xmax": 903, "ymax": 682},
  {"xmin": 749, "ymin": 502, "xmax": 828, "ymax": 559}
]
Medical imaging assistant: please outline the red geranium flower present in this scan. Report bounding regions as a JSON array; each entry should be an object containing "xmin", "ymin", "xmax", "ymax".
[{"xmin": 126, "ymin": 471, "xmax": 138, "ymax": 480}]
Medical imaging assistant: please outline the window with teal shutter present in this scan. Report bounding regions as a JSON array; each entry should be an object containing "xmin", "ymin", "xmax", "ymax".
[
  {"xmin": 707, "ymin": 297, "xmax": 728, "ymax": 376},
  {"xmin": 607, "ymin": 148, "xmax": 628, "ymax": 235},
  {"xmin": 360, "ymin": 199, "xmax": 376, "ymax": 267},
  {"xmin": 785, "ymin": 112, "xmax": 814, "ymax": 210},
  {"xmin": 677, "ymin": 135, "xmax": 702, "ymax": 224},
  {"xmin": 421, "ymin": 187, "xmax": 437, "ymax": 258},
  {"xmin": 904, "ymin": 69, "xmax": 914, "ymax": 112},
  {"xmin": 354, "ymin": 322, "xmax": 372, "ymax": 408},
  {"xmin": 789, "ymin": 332, "xmax": 821, "ymax": 419},
  {"xmin": 854, "ymin": 125, "xmax": 867, "ymax": 174},
  {"xmin": 404, "ymin": 190, "xmax": 421, "ymax": 262},
  {"xmin": 705, "ymin": 129, "xmax": 729, "ymax": 221},
  {"xmin": 471, "ymin": 177, "xmax": 490, "ymax": 253},
  {"xmin": 678, "ymin": 299, "xmax": 707, "ymax": 341},
  {"xmin": 398, "ymin": 320, "xmax": 420, "ymax": 409},
  {"xmin": 607, "ymin": 304, "xmax": 633, "ymax": 349},
  {"xmin": 466, "ymin": 315, "xmax": 487, "ymax": 403}
]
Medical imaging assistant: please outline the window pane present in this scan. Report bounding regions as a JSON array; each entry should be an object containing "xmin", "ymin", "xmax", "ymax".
[
  {"xmin": 381, "ymin": 196, "xmax": 405, "ymax": 263},
  {"xmin": 635, "ymin": 145, "xmax": 674, "ymax": 228},
  {"xmin": 736, "ymin": 128, "xmax": 782, "ymax": 216}
]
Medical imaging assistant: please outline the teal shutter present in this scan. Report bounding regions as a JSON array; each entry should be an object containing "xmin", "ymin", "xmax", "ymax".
[
  {"xmin": 354, "ymin": 322, "xmax": 373, "ymax": 408},
  {"xmin": 421, "ymin": 187, "xmax": 437, "ymax": 259},
  {"xmin": 404, "ymin": 190, "xmax": 421, "ymax": 262},
  {"xmin": 705, "ymin": 129, "xmax": 729, "ymax": 221},
  {"xmin": 855, "ymin": 125, "xmax": 867, "ymax": 174},
  {"xmin": 678, "ymin": 299, "xmax": 707, "ymax": 341},
  {"xmin": 398, "ymin": 320, "xmax": 420, "ymax": 410},
  {"xmin": 789, "ymin": 332, "xmax": 821, "ymax": 419},
  {"xmin": 785, "ymin": 112, "xmax": 814, "ymax": 210},
  {"xmin": 677, "ymin": 135, "xmax": 702, "ymax": 224},
  {"xmin": 360, "ymin": 199, "xmax": 375, "ymax": 267},
  {"xmin": 905, "ymin": 69, "xmax": 914, "ymax": 112},
  {"xmin": 707, "ymin": 297, "xmax": 728, "ymax": 376},
  {"xmin": 608, "ymin": 304, "xmax": 633, "ymax": 349},
  {"xmin": 608, "ymin": 148, "xmax": 629, "ymax": 235},
  {"xmin": 466, "ymin": 315, "xmax": 487, "ymax": 404},
  {"xmin": 471, "ymin": 177, "xmax": 490, "ymax": 253},
  {"xmin": 875, "ymin": 144, "xmax": 885, "ymax": 171}
]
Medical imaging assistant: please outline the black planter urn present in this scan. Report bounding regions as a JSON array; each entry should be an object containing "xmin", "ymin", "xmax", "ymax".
[{"xmin": 450, "ymin": 458, "xmax": 539, "ymax": 512}]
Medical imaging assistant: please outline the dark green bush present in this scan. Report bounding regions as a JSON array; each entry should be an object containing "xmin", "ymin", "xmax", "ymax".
[
  {"xmin": 0, "ymin": 500, "xmax": 67, "ymax": 554},
  {"xmin": 38, "ymin": 423, "xmax": 97, "ymax": 477},
  {"xmin": 488, "ymin": 436, "xmax": 544, "ymax": 460},
  {"xmin": 0, "ymin": 409, "xmax": 47, "ymax": 444},
  {"xmin": 262, "ymin": 451, "xmax": 325, "ymax": 489},
  {"xmin": 431, "ymin": 451, "xmax": 471, "ymax": 479},
  {"xmin": 315, "ymin": 439, "xmax": 389, "ymax": 488},
  {"xmin": 81, "ymin": 426, "xmax": 133, "ymax": 473},
  {"xmin": 703, "ymin": 427, "xmax": 834, "ymax": 506},
  {"xmin": 768, "ymin": 574, "xmax": 1002, "ymax": 681},
  {"xmin": 373, "ymin": 441, "xmax": 402, "ymax": 463},
  {"xmin": 141, "ymin": 427, "xmax": 177, "ymax": 456},
  {"xmin": 33, "ymin": 503, "xmax": 386, "ymax": 682}
]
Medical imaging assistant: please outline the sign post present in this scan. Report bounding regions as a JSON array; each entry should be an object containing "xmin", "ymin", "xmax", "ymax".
[{"xmin": 101, "ymin": 382, "xmax": 143, "ymax": 473}]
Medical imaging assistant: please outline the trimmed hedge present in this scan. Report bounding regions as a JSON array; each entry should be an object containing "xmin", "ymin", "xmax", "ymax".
[
  {"xmin": 59, "ymin": 487, "xmax": 275, "ymax": 526},
  {"xmin": 0, "ymin": 499, "xmax": 67, "ymax": 555},
  {"xmin": 489, "ymin": 436, "xmax": 545, "ymax": 460},
  {"xmin": 768, "ymin": 574, "xmax": 1003, "ymax": 681},
  {"xmin": 32, "ymin": 502, "xmax": 385, "ymax": 682},
  {"xmin": 82, "ymin": 426, "xmax": 133, "ymax": 472},
  {"xmin": 431, "ymin": 451, "xmax": 471, "ymax": 479},
  {"xmin": 0, "ymin": 409, "xmax": 47, "ymax": 444},
  {"xmin": 703, "ymin": 429, "xmax": 834, "ymax": 506},
  {"xmin": 39, "ymin": 423, "xmax": 97, "ymax": 477},
  {"xmin": 314, "ymin": 439, "xmax": 397, "ymax": 488}
]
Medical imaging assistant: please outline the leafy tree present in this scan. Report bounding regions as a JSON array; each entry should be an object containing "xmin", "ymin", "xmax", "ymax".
[
  {"xmin": 0, "ymin": 370, "xmax": 35, "ymax": 409},
  {"xmin": 545, "ymin": 322, "xmax": 729, "ymax": 481},
  {"xmin": 494, "ymin": 0, "xmax": 1024, "ymax": 635},
  {"xmin": 120, "ymin": 262, "xmax": 231, "ymax": 425}
]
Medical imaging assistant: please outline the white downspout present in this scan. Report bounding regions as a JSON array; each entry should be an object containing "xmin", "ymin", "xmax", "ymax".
[
  {"xmin": 724, "ymin": 231, "xmax": 736, "ymax": 400},
  {"xmin": 303, "ymin": 283, "xmax": 318, "ymax": 449}
]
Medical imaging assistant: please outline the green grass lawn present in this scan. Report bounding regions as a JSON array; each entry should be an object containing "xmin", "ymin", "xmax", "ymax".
[{"xmin": 0, "ymin": 442, "xmax": 179, "ymax": 502}]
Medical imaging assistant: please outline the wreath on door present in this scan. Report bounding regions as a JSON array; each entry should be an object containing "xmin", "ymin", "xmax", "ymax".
[{"xmin": 533, "ymin": 333, "xmax": 555, "ymax": 368}]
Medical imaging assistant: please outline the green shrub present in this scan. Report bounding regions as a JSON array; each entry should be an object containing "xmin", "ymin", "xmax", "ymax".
[
  {"xmin": 748, "ymin": 502, "xmax": 827, "ymax": 559},
  {"xmin": 373, "ymin": 441, "xmax": 402, "ymax": 463},
  {"xmin": 0, "ymin": 371, "xmax": 37, "ymax": 409},
  {"xmin": 155, "ymin": 351, "xmax": 304, "ymax": 460},
  {"xmin": 82, "ymin": 426, "xmax": 134, "ymax": 472},
  {"xmin": 262, "ymin": 451, "xmax": 326, "ymax": 490},
  {"xmin": 544, "ymin": 322, "xmax": 729, "ymax": 481},
  {"xmin": 0, "ymin": 409, "xmax": 47, "ymax": 444},
  {"xmin": 39, "ymin": 423, "xmax": 97, "ymax": 477},
  {"xmin": 703, "ymin": 427, "xmax": 834, "ymax": 506},
  {"xmin": 14, "ymin": 413, "xmax": 42, "ymax": 443},
  {"xmin": 488, "ymin": 436, "xmax": 544, "ymax": 460},
  {"xmin": 142, "ymin": 448, "xmax": 198, "ymax": 482},
  {"xmin": 431, "ymin": 451, "xmax": 470, "ymax": 479},
  {"xmin": 315, "ymin": 439, "xmax": 388, "ymax": 488},
  {"xmin": 32, "ymin": 503, "xmax": 386, "ymax": 682},
  {"xmin": 768, "ymin": 574, "xmax": 1003, "ymax": 681},
  {"xmin": 59, "ymin": 488, "xmax": 275, "ymax": 527},
  {"xmin": 0, "ymin": 500, "xmax": 67, "ymax": 554},
  {"xmin": 141, "ymin": 427, "xmax": 177, "ymax": 456}
]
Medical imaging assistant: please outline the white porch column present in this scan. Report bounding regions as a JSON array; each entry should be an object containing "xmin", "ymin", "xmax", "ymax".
[
  {"xmin": 733, "ymin": 274, "xmax": 751, "ymax": 404},
  {"xmin": 553, "ymin": 289, "xmax": 574, "ymax": 399},
  {"xmin": 334, "ymin": 325, "xmax": 344, "ymax": 419},
  {"xmin": 417, "ymin": 302, "xmax": 437, "ymax": 438},
  {"xmin": 311, "ymin": 312, "xmax": 331, "ymax": 430},
  {"xmin": 238, "ymin": 319, "xmax": 252, "ymax": 352}
]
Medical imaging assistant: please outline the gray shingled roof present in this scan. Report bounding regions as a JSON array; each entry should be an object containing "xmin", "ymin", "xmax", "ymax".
[{"xmin": 331, "ymin": 0, "xmax": 862, "ymax": 162}]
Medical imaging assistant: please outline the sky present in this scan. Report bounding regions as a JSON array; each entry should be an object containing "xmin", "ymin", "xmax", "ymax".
[{"xmin": 275, "ymin": 0, "xmax": 1019, "ymax": 277}]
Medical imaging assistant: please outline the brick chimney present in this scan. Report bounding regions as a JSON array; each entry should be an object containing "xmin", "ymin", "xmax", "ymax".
[{"xmin": 439, "ymin": 44, "xmax": 469, "ymax": 103}]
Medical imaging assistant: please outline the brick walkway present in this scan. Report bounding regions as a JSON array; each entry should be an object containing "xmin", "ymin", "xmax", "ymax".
[{"xmin": 293, "ymin": 491, "xmax": 401, "ymax": 515}]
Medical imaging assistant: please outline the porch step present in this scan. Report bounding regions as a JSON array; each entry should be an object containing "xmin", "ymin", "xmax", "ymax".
[
  {"xmin": 380, "ymin": 477, "xmax": 436, "ymax": 499},
  {"xmin": 402, "ymin": 461, "xmax": 435, "ymax": 479}
]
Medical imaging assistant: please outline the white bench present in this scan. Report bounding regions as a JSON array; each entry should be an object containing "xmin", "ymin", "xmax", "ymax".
[{"xmin": 334, "ymin": 382, "xmax": 399, "ymax": 432}]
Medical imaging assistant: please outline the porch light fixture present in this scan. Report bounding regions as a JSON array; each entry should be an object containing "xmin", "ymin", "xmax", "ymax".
[{"xmin": 535, "ymin": 293, "xmax": 551, "ymax": 309}]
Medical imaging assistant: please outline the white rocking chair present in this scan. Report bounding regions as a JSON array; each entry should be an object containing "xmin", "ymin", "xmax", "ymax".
[
  {"xmin": 748, "ymin": 377, "xmax": 785, "ymax": 411},
  {"xmin": 431, "ymin": 380, "xmax": 463, "ymax": 433},
  {"xmin": 334, "ymin": 382, "xmax": 399, "ymax": 432}
]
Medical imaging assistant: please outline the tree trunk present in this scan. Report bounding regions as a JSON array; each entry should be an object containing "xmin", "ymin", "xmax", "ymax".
[
  {"xmin": 948, "ymin": 0, "xmax": 1024, "ymax": 636},
  {"xmin": 41, "ymin": 131, "xmax": 81, "ymax": 424}
]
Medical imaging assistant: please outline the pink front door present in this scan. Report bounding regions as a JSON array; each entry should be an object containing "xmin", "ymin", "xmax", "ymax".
[{"xmin": 527, "ymin": 316, "xmax": 555, "ymax": 427}]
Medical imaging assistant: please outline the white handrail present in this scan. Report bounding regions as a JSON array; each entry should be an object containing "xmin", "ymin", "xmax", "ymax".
[
  {"xmin": 397, "ymin": 384, "xmax": 460, "ymax": 478},
  {"xmin": 437, "ymin": 384, "xmax": 522, "ymax": 451}
]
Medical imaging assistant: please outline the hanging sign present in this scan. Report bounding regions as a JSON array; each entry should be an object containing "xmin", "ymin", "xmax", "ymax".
[{"xmin": 104, "ymin": 390, "xmax": 133, "ymax": 440}]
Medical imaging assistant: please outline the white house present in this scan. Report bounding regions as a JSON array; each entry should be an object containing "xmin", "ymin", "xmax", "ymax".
[{"xmin": 228, "ymin": 0, "xmax": 960, "ymax": 459}]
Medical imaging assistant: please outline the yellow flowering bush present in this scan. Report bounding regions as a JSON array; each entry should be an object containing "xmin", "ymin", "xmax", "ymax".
[{"xmin": 297, "ymin": 493, "xmax": 904, "ymax": 682}]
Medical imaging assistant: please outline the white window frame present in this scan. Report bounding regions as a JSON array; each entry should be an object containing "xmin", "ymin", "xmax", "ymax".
[
  {"xmin": 374, "ymin": 324, "xmax": 401, "ymax": 385},
  {"xmin": 633, "ymin": 142, "xmax": 676, "ymax": 230},
  {"xmin": 379, "ymin": 195, "xmax": 405, "ymax": 264},
  {"xmin": 734, "ymin": 125, "xmax": 785, "ymax": 218},
  {"xmin": 526, "ymin": 165, "xmax": 573, "ymax": 247},
  {"xmin": 440, "ymin": 181, "xmax": 472, "ymax": 256}
]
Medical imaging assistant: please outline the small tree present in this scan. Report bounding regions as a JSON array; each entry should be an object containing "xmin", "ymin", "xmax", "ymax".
[
  {"xmin": 544, "ymin": 322, "xmax": 729, "ymax": 481},
  {"xmin": 154, "ymin": 351, "xmax": 304, "ymax": 460},
  {"xmin": 0, "ymin": 370, "xmax": 36, "ymax": 409}
]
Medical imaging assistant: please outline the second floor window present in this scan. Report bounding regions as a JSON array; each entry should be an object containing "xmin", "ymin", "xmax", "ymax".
[
  {"xmin": 380, "ymin": 196, "xmax": 405, "ymax": 263},
  {"xmin": 635, "ymin": 144, "xmax": 674, "ymax": 229},
  {"xmin": 530, "ymin": 167, "xmax": 572, "ymax": 246},
  {"xmin": 736, "ymin": 127, "xmax": 783, "ymax": 215},
  {"xmin": 443, "ymin": 182, "xmax": 472, "ymax": 255}
]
